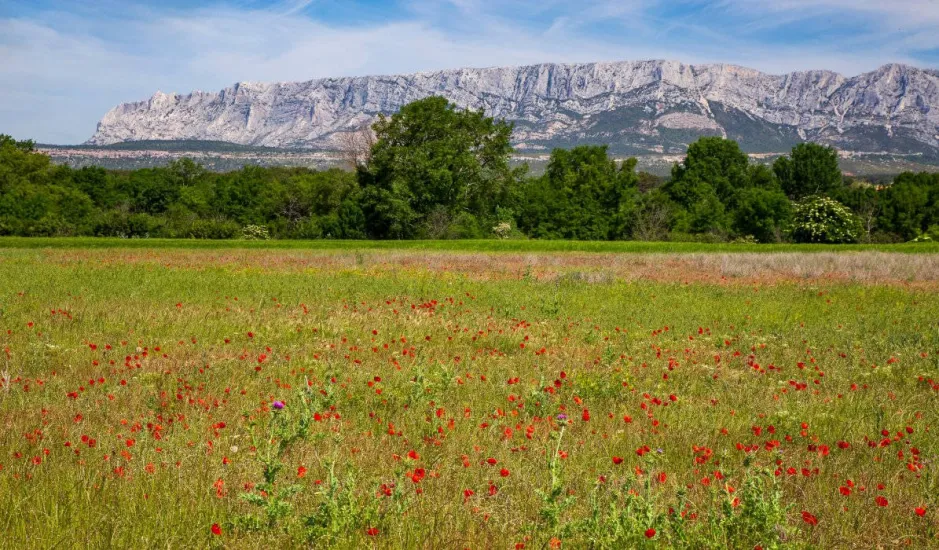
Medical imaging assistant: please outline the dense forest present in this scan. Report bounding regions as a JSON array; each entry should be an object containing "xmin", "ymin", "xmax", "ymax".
[{"xmin": 2, "ymin": 97, "xmax": 939, "ymax": 243}]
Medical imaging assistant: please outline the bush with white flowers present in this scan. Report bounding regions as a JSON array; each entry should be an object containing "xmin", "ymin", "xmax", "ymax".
[
  {"xmin": 492, "ymin": 222, "xmax": 512, "ymax": 239},
  {"xmin": 241, "ymin": 224, "xmax": 272, "ymax": 241},
  {"xmin": 790, "ymin": 196, "xmax": 861, "ymax": 244}
]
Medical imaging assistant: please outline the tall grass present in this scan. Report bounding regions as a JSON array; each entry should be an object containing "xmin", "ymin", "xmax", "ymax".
[
  {"xmin": 0, "ymin": 248, "xmax": 936, "ymax": 548},
  {"xmin": 2, "ymin": 236, "xmax": 939, "ymax": 254}
]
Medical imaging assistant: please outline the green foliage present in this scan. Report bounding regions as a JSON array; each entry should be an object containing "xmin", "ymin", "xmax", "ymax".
[
  {"xmin": 235, "ymin": 391, "xmax": 316, "ymax": 532},
  {"xmin": 791, "ymin": 196, "xmax": 862, "ymax": 243},
  {"xmin": 731, "ymin": 187, "xmax": 792, "ymax": 243},
  {"xmin": 875, "ymin": 172, "xmax": 939, "ymax": 240},
  {"xmin": 664, "ymin": 137, "xmax": 753, "ymax": 237},
  {"xmin": 774, "ymin": 143, "xmax": 843, "ymax": 199},
  {"xmin": 187, "ymin": 219, "xmax": 241, "ymax": 239},
  {"xmin": 537, "ymin": 426, "xmax": 576, "ymax": 535},
  {"xmin": 241, "ymin": 224, "xmax": 272, "ymax": 240},
  {"xmin": 304, "ymin": 465, "xmax": 378, "ymax": 544},
  {"xmin": 706, "ymin": 469, "xmax": 789, "ymax": 549},
  {"xmin": 517, "ymin": 146, "xmax": 638, "ymax": 240},
  {"xmin": 359, "ymin": 96, "xmax": 520, "ymax": 238},
  {"xmin": 3, "ymin": 117, "xmax": 939, "ymax": 245},
  {"xmin": 1, "ymin": 138, "xmax": 367, "ymax": 238},
  {"xmin": 564, "ymin": 482, "xmax": 669, "ymax": 548},
  {"xmin": 670, "ymin": 137, "xmax": 750, "ymax": 203}
]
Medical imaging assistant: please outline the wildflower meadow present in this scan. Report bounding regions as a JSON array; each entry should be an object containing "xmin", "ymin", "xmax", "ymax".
[{"xmin": 0, "ymin": 245, "xmax": 937, "ymax": 548}]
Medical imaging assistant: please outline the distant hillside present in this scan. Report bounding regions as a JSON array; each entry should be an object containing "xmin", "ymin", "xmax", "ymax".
[
  {"xmin": 41, "ymin": 140, "xmax": 292, "ymax": 153},
  {"xmin": 88, "ymin": 60, "xmax": 939, "ymax": 156}
]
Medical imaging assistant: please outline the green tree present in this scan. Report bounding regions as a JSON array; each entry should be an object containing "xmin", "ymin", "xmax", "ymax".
[
  {"xmin": 663, "ymin": 137, "xmax": 756, "ymax": 237},
  {"xmin": 1, "ymin": 134, "xmax": 49, "ymax": 193},
  {"xmin": 731, "ymin": 187, "xmax": 792, "ymax": 243},
  {"xmin": 774, "ymin": 143, "xmax": 843, "ymax": 200},
  {"xmin": 359, "ymin": 97, "xmax": 519, "ymax": 238},
  {"xmin": 517, "ymin": 146, "xmax": 638, "ymax": 240},
  {"xmin": 875, "ymin": 172, "xmax": 939, "ymax": 240},
  {"xmin": 830, "ymin": 182, "xmax": 883, "ymax": 242},
  {"xmin": 668, "ymin": 137, "xmax": 750, "ymax": 203},
  {"xmin": 166, "ymin": 158, "xmax": 208, "ymax": 187},
  {"xmin": 72, "ymin": 167, "xmax": 120, "ymax": 209}
]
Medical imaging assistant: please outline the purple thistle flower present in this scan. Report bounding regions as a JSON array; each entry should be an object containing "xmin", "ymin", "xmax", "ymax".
[
  {"xmin": 272, "ymin": 401, "xmax": 285, "ymax": 410},
  {"xmin": 556, "ymin": 413, "xmax": 568, "ymax": 421}
]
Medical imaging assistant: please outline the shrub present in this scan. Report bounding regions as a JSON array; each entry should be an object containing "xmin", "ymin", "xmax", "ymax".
[
  {"xmin": 492, "ymin": 222, "xmax": 512, "ymax": 239},
  {"xmin": 444, "ymin": 212, "xmax": 484, "ymax": 239},
  {"xmin": 790, "ymin": 196, "xmax": 861, "ymax": 244},
  {"xmin": 731, "ymin": 187, "xmax": 792, "ymax": 243},
  {"xmin": 868, "ymin": 231, "xmax": 904, "ymax": 244},
  {"xmin": 0, "ymin": 216, "xmax": 23, "ymax": 236},
  {"xmin": 23, "ymin": 216, "xmax": 75, "ymax": 237},
  {"xmin": 668, "ymin": 231, "xmax": 727, "ymax": 244},
  {"xmin": 335, "ymin": 200, "xmax": 367, "ymax": 239},
  {"xmin": 289, "ymin": 218, "xmax": 324, "ymax": 240},
  {"xmin": 93, "ymin": 212, "xmax": 163, "ymax": 238},
  {"xmin": 188, "ymin": 219, "xmax": 240, "ymax": 239},
  {"xmin": 242, "ymin": 225, "xmax": 272, "ymax": 240}
]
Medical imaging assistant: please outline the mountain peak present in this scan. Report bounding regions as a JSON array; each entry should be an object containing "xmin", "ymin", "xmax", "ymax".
[{"xmin": 87, "ymin": 59, "xmax": 939, "ymax": 156}]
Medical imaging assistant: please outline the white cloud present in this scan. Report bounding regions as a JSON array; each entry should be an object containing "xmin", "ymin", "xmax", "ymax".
[{"xmin": 716, "ymin": 0, "xmax": 939, "ymax": 48}]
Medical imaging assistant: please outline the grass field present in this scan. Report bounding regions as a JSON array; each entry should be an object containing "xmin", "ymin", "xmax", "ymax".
[
  {"xmin": 2, "ymin": 236, "xmax": 939, "ymax": 254},
  {"xmin": 0, "ymin": 244, "xmax": 937, "ymax": 548}
]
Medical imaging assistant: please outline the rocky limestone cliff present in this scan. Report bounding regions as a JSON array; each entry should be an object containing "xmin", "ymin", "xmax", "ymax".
[{"xmin": 87, "ymin": 60, "xmax": 939, "ymax": 155}]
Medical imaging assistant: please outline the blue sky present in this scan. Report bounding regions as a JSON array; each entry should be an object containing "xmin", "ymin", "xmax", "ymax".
[{"xmin": 2, "ymin": 0, "xmax": 939, "ymax": 144}]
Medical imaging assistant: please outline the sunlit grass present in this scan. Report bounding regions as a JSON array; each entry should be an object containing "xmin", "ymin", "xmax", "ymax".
[
  {"xmin": 0, "ymin": 247, "xmax": 936, "ymax": 548},
  {"xmin": 2, "ymin": 236, "xmax": 939, "ymax": 254}
]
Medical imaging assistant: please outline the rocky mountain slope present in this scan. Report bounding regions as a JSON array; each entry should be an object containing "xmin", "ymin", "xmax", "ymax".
[{"xmin": 87, "ymin": 60, "xmax": 939, "ymax": 156}]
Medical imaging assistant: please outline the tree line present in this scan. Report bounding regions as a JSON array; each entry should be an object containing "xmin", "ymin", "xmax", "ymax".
[{"xmin": 2, "ymin": 97, "xmax": 939, "ymax": 243}]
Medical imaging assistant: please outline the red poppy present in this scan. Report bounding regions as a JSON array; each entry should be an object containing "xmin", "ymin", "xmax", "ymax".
[
  {"xmin": 211, "ymin": 523, "xmax": 222, "ymax": 536},
  {"xmin": 366, "ymin": 527, "xmax": 379, "ymax": 536},
  {"xmin": 915, "ymin": 507, "xmax": 927, "ymax": 517},
  {"xmin": 297, "ymin": 466, "xmax": 307, "ymax": 478},
  {"xmin": 612, "ymin": 456, "xmax": 624, "ymax": 465},
  {"xmin": 875, "ymin": 496, "xmax": 889, "ymax": 507},
  {"xmin": 500, "ymin": 468, "xmax": 510, "ymax": 477},
  {"xmin": 644, "ymin": 528, "xmax": 656, "ymax": 538},
  {"xmin": 801, "ymin": 511, "xmax": 818, "ymax": 526}
]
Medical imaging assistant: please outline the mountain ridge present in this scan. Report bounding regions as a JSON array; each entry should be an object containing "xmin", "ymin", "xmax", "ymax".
[{"xmin": 87, "ymin": 60, "xmax": 939, "ymax": 156}]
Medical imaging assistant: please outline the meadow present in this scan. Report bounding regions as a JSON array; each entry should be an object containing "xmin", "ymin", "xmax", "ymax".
[{"xmin": 0, "ymin": 244, "xmax": 937, "ymax": 548}]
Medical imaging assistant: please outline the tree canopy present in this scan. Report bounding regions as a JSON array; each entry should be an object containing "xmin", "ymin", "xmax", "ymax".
[
  {"xmin": 3, "ymin": 103, "xmax": 939, "ymax": 244},
  {"xmin": 774, "ymin": 143, "xmax": 843, "ymax": 199},
  {"xmin": 517, "ymin": 145, "xmax": 638, "ymax": 240},
  {"xmin": 358, "ymin": 96, "xmax": 521, "ymax": 238}
]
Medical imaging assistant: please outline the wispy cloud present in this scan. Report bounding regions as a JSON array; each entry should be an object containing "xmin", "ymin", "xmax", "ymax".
[{"xmin": 0, "ymin": 0, "xmax": 936, "ymax": 143}]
